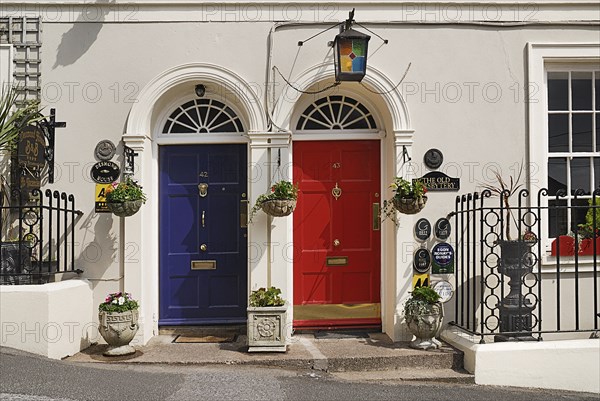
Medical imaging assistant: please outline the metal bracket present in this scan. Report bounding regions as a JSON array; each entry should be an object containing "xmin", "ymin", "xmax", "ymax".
[{"xmin": 123, "ymin": 145, "xmax": 138, "ymax": 176}]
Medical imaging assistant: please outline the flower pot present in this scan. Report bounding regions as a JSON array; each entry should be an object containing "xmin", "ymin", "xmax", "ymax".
[
  {"xmin": 392, "ymin": 195, "xmax": 427, "ymax": 215},
  {"xmin": 260, "ymin": 199, "xmax": 296, "ymax": 217},
  {"xmin": 98, "ymin": 309, "xmax": 139, "ymax": 356},
  {"xmin": 247, "ymin": 305, "xmax": 287, "ymax": 352},
  {"xmin": 106, "ymin": 200, "xmax": 143, "ymax": 217},
  {"xmin": 405, "ymin": 302, "xmax": 443, "ymax": 350}
]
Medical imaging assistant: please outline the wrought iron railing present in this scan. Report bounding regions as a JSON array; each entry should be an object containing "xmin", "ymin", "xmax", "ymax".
[
  {"xmin": 449, "ymin": 188, "xmax": 600, "ymax": 343},
  {"xmin": 0, "ymin": 188, "xmax": 83, "ymax": 285}
]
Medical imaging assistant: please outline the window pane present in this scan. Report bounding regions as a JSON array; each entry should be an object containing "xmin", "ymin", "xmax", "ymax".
[
  {"xmin": 597, "ymin": 114, "xmax": 600, "ymax": 152},
  {"xmin": 548, "ymin": 157, "xmax": 567, "ymax": 194},
  {"xmin": 548, "ymin": 72, "xmax": 568, "ymax": 111},
  {"xmin": 572, "ymin": 113, "xmax": 593, "ymax": 152},
  {"xmin": 571, "ymin": 198, "xmax": 589, "ymax": 232},
  {"xmin": 572, "ymin": 72, "xmax": 593, "ymax": 110},
  {"xmin": 571, "ymin": 157, "xmax": 591, "ymax": 195},
  {"xmin": 548, "ymin": 114, "xmax": 569, "ymax": 152},
  {"xmin": 548, "ymin": 200, "xmax": 567, "ymax": 237}
]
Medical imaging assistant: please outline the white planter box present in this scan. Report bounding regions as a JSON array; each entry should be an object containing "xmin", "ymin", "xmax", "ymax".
[{"xmin": 247, "ymin": 305, "xmax": 287, "ymax": 352}]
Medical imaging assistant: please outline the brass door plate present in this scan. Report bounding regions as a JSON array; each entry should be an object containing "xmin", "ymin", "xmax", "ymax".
[
  {"xmin": 191, "ymin": 260, "xmax": 216, "ymax": 270},
  {"xmin": 326, "ymin": 256, "xmax": 348, "ymax": 266}
]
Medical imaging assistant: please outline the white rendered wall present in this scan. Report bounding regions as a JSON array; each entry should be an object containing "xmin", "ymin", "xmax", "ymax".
[
  {"xmin": 29, "ymin": 6, "xmax": 600, "ymax": 345},
  {"xmin": 442, "ymin": 328, "xmax": 600, "ymax": 394},
  {"xmin": 0, "ymin": 280, "xmax": 94, "ymax": 359}
]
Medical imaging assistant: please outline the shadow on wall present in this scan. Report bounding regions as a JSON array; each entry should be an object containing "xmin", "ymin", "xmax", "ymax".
[
  {"xmin": 53, "ymin": 0, "xmax": 114, "ymax": 68},
  {"xmin": 76, "ymin": 209, "xmax": 117, "ymax": 279}
]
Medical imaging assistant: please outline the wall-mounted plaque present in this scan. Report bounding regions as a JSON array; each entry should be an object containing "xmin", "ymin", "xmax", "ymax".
[
  {"xmin": 432, "ymin": 242, "xmax": 455, "ymax": 274},
  {"xmin": 435, "ymin": 218, "xmax": 451, "ymax": 240},
  {"xmin": 94, "ymin": 183, "xmax": 111, "ymax": 213},
  {"xmin": 95, "ymin": 140, "xmax": 116, "ymax": 161},
  {"xmin": 412, "ymin": 273, "xmax": 430, "ymax": 289},
  {"xmin": 424, "ymin": 148, "xmax": 443, "ymax": 169},
  {"xmin": 90, "ymin": 161, "xmax": 120, "ymax": 184},
  {"xmin": 432, "ymin": 280, "xmax": 454, "ymax": 303},
  {"xmin": 415, "ymin": 171, "xmax": 460, "ymax": 191},
  {"xmin": 413, "ymin": 248, "xmax": 431, "ymax": 273},
  {"xmin": 414, "ymin": 218, "xmax": 431, "ymax": 241}
]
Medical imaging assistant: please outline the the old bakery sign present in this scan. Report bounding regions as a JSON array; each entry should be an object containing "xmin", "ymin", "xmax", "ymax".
[{"xmin": 415, "ymin": 171, "xmax": 460, "ymax": 191}]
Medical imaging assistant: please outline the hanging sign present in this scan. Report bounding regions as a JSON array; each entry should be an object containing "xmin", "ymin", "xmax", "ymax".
[
  {"xmin": 18, "ymin": 126, "xmax": 46, "ymax": 168},
  {"xmin": 415, "ymin": 171, "xmax": 460, "ymax": 191},
  {"xmin": 432, "ymin": 280, "xmax": 454, "ymax": 303},
  {"xmin": 95, "ymin": 183, "xmax": 112, "ymax": 213},
  {"xmin": 413, "ymin": 248, "xmax": 431, "ymax": 274},
  {"xmin": 412, "ymin": 273, "xmax": 430, "ymax": 289},
  {"xmin": 90, "ymin": 161, "xmax": 120, "ymax": 184},
  {"xmin": 435, "ymin": 218, "xmax": 451, "ymax": 240},
  {"xmin": 414, "ymin": 218, "xmax": 431, "ymax": 241},
  {"xmin": 432, "ymin": 242, "xmax": 455, "ymax": 274}
]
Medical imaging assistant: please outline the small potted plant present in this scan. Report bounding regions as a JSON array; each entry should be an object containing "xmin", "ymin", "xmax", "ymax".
[
  {"xmin": 247, "ymin": 286, "xmax": 287, "ymax": 352},
  {"xmin": 249, "ymin": 180, "xmax": 298, "ymax": 222},
  {"xmin": 389, "ymin": 177, "xmax": 427, "ymax": 215},
  {"xmin": 105, "ymin": 177, "xmax": 147, "ymax": 217},
  {"xmin": 403, "ymin": 286, "xmax": 443, "ymax": 350},
  {"xmin": 98, "ymin": 291, "xmax": 139, "ymax": 356}
]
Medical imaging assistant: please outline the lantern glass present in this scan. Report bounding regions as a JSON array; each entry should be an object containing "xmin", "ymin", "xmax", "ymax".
[{"xmin": 334, "ymin": 29, "xmax": 370, "ymax": 82}]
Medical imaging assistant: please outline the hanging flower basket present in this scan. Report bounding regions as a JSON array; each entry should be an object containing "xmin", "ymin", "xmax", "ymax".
[
  {"xmin": 261, "ymin": 199, "xmax": 297, "ymax": 217},
  {"xmin": 393, "ymin": 195, "xmax": 428, "ymax": 215},
  {"xmin": 107, "ymin": 200, "xmax": 143, "ymax": 217}
]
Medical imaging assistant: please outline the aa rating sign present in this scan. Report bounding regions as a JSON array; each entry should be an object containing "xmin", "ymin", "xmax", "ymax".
[{"xmin": 95, "ymin": 183, "xmax": 112, "ymax": 213}]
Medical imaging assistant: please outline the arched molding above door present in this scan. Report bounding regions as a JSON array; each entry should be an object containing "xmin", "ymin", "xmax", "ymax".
[
  {"xmin": 271, "ymin": 62, "xmax": 412, "ymax": 133},
  {"xmin": 124, "ymin": 63, "xmax": 267, "ymax": 139}
]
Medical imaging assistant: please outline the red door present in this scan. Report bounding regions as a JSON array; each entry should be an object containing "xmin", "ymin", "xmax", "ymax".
[{"xmin": 293, "ymin": 140, "xmax": 381, "ymax": 328}]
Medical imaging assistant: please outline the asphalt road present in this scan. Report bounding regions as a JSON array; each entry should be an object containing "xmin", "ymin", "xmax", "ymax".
[{"xmin": 0, "ymin": 347, "xmax": 596, "ymax": 401}]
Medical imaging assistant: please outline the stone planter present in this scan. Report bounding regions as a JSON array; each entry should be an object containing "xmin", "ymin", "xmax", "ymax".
[
  {"xmin": 392, "ymin": 195, "xmax": 427, "ymax": 215},
  {"xmin": 106, "ymin": 200, "xmax": 143, "ymax": 217},
  {"xmin": 405, "ymin": 302, "xmax": 443, "ymax": 350},
  {"xmin": 247, "ymin": 305, "xmax": 287, "ymax": 352},
  {"xmin": 98, "ymin": 309, "xmax": 139, "ymax": 356},
  {"xmin": 260, "ymin": 199, "xmax": 296, "ymax": 217}
]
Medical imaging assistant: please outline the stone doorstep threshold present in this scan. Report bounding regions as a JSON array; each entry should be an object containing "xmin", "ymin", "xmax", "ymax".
[{"xmin": 332, "ymin": 368, "xmax": 475, "ymax": 384}]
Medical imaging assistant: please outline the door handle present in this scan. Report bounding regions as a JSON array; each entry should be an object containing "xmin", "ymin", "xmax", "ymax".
[{"xmin": 202, "ymin": 210, "xmax": 205, "ymax": 227}]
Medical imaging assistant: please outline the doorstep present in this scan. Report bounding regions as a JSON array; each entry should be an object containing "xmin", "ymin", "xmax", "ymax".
[{"xmin": 66, "ymin": 330, "xmax": 468, "ymax": 377}]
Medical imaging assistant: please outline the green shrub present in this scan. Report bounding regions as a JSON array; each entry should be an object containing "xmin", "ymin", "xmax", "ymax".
[{"xmin": 249, "ymin": 286, "xmax": 285, "ymax": 307}]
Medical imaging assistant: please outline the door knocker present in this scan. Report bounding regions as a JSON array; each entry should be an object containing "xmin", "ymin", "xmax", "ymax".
[
  {"xmin": 332, "ymin": 183, "xmax": 342, "ymax": 200},
  {"xmin": 198, "ymin": 183, "xmax": 208, "ymax": 197}
]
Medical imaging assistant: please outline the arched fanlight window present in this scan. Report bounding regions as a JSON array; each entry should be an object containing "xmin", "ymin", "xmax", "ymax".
[
  {"xmin": 162, "ymin": 98, "xmax": 244, "ymax": 134},
  {"xmin": 296, "ymin": 95, "xmax": 377, "ymax": 130}
]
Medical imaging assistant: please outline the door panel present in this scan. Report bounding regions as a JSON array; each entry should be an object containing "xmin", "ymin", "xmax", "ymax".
[
  {"xmin": 159, "ymin": 144, "xmax": 247, "ymax": 325},
  {"xmin": 293, "ymin": 140, "xmax": 381, "ymax": 328}
]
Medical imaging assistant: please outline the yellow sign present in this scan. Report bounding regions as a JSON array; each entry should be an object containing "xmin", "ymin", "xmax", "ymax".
[
  {"xmin": 412, "ymin": 273, "xmax": 430, "ymax": 289},
  {"xmin": 95, "ymin": 183, "xmax": 112, "ymax": 213}
]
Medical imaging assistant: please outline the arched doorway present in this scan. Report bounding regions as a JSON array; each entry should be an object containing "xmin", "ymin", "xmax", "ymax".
[
  {"xmin": 158, "ymin": 97, "xmax": 248, "ymax": 325},
  {"xmin": 292, "ymin": 94, "xmax": 382, "ymax": 329}
]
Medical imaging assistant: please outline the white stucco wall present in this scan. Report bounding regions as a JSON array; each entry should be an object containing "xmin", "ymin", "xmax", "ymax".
[
  {"xmin": 442, "ymin": 328, "xmax": 600, "ymax": 394},
  {"xmin": 0, "ymin": 280, "xmax": 95, "ymax": 359},
  {"xmin": 0, "ymin": 1, "xmax": 596, "ymax": 346}
]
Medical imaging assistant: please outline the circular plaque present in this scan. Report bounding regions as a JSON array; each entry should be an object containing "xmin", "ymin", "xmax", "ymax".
[
  {"xmin": 413, "ymin": 248, "xmax": 431, "ymax": 274},
  {"xmin": 432, "ymin": 242, "xmax": 455, "ymax": 274},
  {"xmin": 432, "ymin": 280, "xmax": 454, "ymax": 303},
  {"xmin": 435, "ymin": 218, "xmax": 451, "ymax": 240},
  {"xmin": 90, "ymin": 161, "xmax": 120, "ymax": 184},
  {"xmin": 95, "ymin": 140, "xmax": 116, "ymax": 161},
  {"xmin": 424, "ymin": 148, "xmax": 443, "ymax": 169},
  {"xmin": 414, "ymin": 218, "xmax": 432, "ymax": 241}
]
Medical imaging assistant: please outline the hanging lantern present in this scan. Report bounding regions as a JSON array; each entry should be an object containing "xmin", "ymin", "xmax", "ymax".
[{"xmin": 333, "ymin": 27, "xmax": 371, "ymax": 82}]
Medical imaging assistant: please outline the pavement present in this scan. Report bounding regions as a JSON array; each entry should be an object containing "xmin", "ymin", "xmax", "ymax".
[{"xmin": 66, "ymin": 326, "xmax": 473, "ymax": 383}]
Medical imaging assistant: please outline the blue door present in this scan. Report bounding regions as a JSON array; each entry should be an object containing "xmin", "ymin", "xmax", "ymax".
[{"xmin": 159, "ymin": 144, "xmax": 248, "ymax": 325}]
